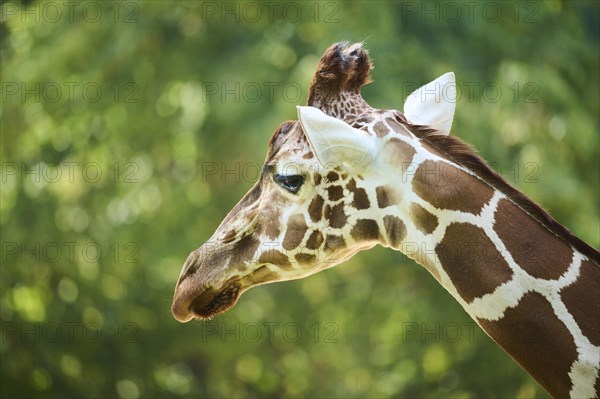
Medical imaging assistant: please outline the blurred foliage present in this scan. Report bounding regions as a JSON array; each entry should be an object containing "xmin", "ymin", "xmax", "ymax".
[{"xmin": 1, "ymin": 0, "xmax": 598, "ymax": 398}]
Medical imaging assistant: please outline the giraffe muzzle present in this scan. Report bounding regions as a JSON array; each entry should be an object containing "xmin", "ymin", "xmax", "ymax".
[
  {"xmin": 172, "ymin": 249, "xmax": 282, "ymax": 322},
  {"xmin": 172, "ymin": 273, "xmax": 242, "ymax": 322},
  {"xmin": 171, "ymin": 250, "xmax": 243, "ymax": 322}
]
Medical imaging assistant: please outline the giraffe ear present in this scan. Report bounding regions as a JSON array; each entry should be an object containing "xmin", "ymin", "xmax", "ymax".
[
  {"xmin": 297, "ymin": 106, "xmax": 377, "ymax": 171},
  {"xmin": 403, "ymin": 72, "xmax": 456, "ymax": 135}
]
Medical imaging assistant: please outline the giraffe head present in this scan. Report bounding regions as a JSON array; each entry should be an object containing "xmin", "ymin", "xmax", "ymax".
[{"xmin": 171, "ymin": 42, "xmax": 456, "ymax": 322}]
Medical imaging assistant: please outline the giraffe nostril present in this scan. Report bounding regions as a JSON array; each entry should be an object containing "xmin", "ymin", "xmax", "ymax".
[{"xmin": 179, "ymin": 252, "xmax": 200, "ymax": 284}]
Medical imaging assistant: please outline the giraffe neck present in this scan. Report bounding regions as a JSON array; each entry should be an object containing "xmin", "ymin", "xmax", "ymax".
[{"xmin": 367, "ymin": 124, "xmax": 600, "ymax": 398}]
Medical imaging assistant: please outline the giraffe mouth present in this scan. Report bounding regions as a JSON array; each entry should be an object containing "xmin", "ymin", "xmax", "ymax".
[
  {"xmin": 189, "ymin": 282, "xmax": 242, "ymax": 320},
  {"xmin": 172, "ymin": 278, "xmax": 242, "ymax": 322}
]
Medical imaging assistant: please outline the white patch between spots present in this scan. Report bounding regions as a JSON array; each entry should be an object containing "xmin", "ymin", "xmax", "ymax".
[{"xmin": 569, "ymin": 358, "xmax": 600, "ymax": 399}]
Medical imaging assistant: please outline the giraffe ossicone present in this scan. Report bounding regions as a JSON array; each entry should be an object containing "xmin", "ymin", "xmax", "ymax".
[{"xmin": 172, "ymin": 42, "xmax": 600, "ymax": 399}]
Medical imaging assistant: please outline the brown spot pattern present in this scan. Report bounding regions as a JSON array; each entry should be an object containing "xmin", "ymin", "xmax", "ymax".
[
  {"xmin": 282, "ymin": 214, "xmax": 308, "ymax": 250},
  {"xmin": 409, "ymin": 203, "xmax": 439, "ymax": 234},
  {"xmin": 413, "ymin": 160, "xmax": 493, "ymax": 214},
  {"xmin": 258, "ymin": 250, "xmax": 291, "ymax": 269},
  {"xmin": 324, "ymin": 203, "xmax": 347, "ymax": 228},
  {"xmin": 478, "ymin": 292, "xmax": 578, "ymax": 399},
  {"xmin": 313, "ymin": 174, "xmax": 322, "ymax": 185},
  {"xmin": 376, "ymin": 186, "xmax": 394, "ymax": 208},
  {"xmin": 308, "ymin": 195, "xmax": 324, "ymax": 222},
  {"xmin": 327, "ymin": 172, "xmax": 339, "ymax": 182},
  {"xmin": 351, "ymin": 219, "xmax": 380, "ymax": 242},
  {"xmin": 383, "ymin": 215, "xmax": 406, "ymax": 248},
  {"xmin": 347, "ymin": 179, "xmax": 370, "ymax": 210},
  {"xmin": 327, "ymin": 185, "xmax": 344, "ymax": 202},
  {"xmin": 251, "ymin": 265, "xmax": 282, "ymax": 286},
  {"xmin": 560, "ymin": 260, "xmax": 600, "ymax": 347},
  {"xmin": 436, "ymin": 223, "xmax": 513, "ymax": 303},
  {"xmin": 354, "ymin": 116, "xmax": 374, "ymax": 126},
  {"xmin": 494, "ymin": 199, "xmax": 574, "ymax": 280},
  {"xmin": 295, "ymin": 253, "xmax": 317, "ymax": 265},
  {"xmin": 223, "ymin": 229, "xmax": 237, "ymax": 243},
  {"xmin": 236, "ymin": 235, "xmax": 261, "ymax": 264},
  {"xmin": 306, "ymin": 230, "xmax": 324, "ymax": 250},
  {"xmin": 385, "ymin": 138, "xmax": 416, "ymax": 173},
  {"xmin": 373, "ymin": 121, "xmax": 388, "ymax": 137},
  {"xmin": 263, "ymin": 210, "xmax": 281, "ymax": 239},
  {"xmin": 324, "ymin": 235, "xmax": 345, "ymax": 253},
  {"xmin": 385, "ymin": 116, "xmax": 411, "ymax": 137}
]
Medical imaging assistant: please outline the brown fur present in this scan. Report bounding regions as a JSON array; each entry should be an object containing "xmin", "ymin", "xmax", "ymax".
[
  {"xmin": 325, "ymin": 203, "xmax": 347, "ymax": 228},
  {"xmin": 412, "ymin": 160, "xmax": 494, "ymax": 214},
  {"xmin": 375, "ymin": 186, "xmax": 394, "ymax": 208},
  {"xmin": 263, "ymin": 209, "xmax": 281, "ymax": 240},
  {"xmin": 282, "ymin": 214, "xmax": 308, "ymax": 251},
  {"xmin": 347, "ymin": 179, "xmax": 370, "ymax": 210},
  {"xmin": 324, "ymin": 234, "xmax": 345, "ymax": 253},
  {"xmin": 308, "ymin": 195, "xmax": 325, "ymax": 223},
  {"xmin": 560, "ymin": 260, "xmax": 600, "ymax": 346},
  {"xmin": 306, "ymin": 230, "xmax": 324, "ymax": 250},
  {"xmin": 478, "ymin": 292, "xmax": 579, "ymax": 399},
  {"xmin": 258, "ymin": 250, "xmax": 292, "ymax": 270},
  {"xmin": 384, "ymin": 137, "xmax": 416, "ymax": 173},
  {"xmin": 409, "ymin": 203, "xmax": 439, "ymax": 234},
  {"xmin": 373, "ymin": 121, "xmax": 389, "ymax": 137},
  {"xmin": 296, "ymin": 253, "xmax": 317, "ymax": 265},
  {"xmin": 383, "ymin": 215, "xmax": 407, "ymax": 248},
  {"xmin": 351, "ymin": 219, "xmax": 380, "ymax": 242},
  {"xmin": 327, "ymin": 185, "xmax": 344, "ymax": 201},
  {"xmin": 436, "ymin": 223, "xmax": 514, "ymax": 303},
  {"xmin": 326, "ymin": 171, "xmax": 339, "ymax": 182},
  {"xmin": 495, "ymin": 199, "xmax": 574, "ymax": 279}
]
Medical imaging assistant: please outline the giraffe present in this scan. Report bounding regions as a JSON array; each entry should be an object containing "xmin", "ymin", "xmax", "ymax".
[{"xmin": 172, "ymin": 42, "xmax": 600, "ymax": 398}]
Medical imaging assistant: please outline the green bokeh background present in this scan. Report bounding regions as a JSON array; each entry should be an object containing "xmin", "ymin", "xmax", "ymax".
[{"xmin": 1, "ymin": 1, "xmax": 598, "ymax": 398}]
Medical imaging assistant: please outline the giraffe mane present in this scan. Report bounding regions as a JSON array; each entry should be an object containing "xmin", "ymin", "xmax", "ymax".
[{"xmin": 399, "ymin": 113, "xmax": 600, "ymax": 265}]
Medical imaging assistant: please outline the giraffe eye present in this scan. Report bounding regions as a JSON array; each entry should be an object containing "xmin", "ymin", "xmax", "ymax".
[{"xmin": 274, "ymin": 174, "xmax": 304, "ymax": 194}]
